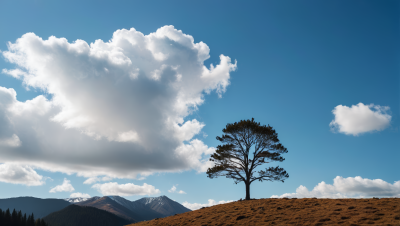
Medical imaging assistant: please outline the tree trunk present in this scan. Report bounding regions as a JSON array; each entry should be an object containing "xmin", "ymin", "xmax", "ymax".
[{"xmin": 245, "ymin": 182, "xmax": 250, "ymax": 200}]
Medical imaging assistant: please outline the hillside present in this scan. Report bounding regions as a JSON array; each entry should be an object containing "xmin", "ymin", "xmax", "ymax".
[
  {"xmin": 43, "ymin": 204, "xmax": 131, "ymax": 226},
  {"xmin": 129, "ymin": 198, "xmax": 400, "ymax": 226},
  {"xmin": 0, "ymin": 197, "xmax": 71, "ymax": 219}
]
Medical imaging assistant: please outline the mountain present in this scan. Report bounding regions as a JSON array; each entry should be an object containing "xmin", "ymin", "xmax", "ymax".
[
  {"xmin": 64, "ymin": 197, "xmax": 91, "ymax": 203},
  {"xmin": 108, "ymin": 196, "xmax": 165, "ymax": 221},
  {"xmin": 0, "ymin": 197, "xmax": 71, "ymax": 219},
  {"xmin": 43, "ymin": 204, "xmax": 131, "ymax": 226},
  {"xmin": 134, "ymin": 195, "xmax": 191, "ymax": 216},
  {"xmin": 75, "ymin": 196, "xmax": 138, "ymax": 223},
  {"xmin": 76, "ymin": 195, "xmax": 190, "ymax": 222}
]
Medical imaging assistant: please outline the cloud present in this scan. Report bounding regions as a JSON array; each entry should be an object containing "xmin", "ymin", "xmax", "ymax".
[
  {"xmin": 182, "ymin": 199, "xmax": 234, "ymax": 210},
  {"xmin": 49, "ymin": 178, "xmax": 75, "ymax": 193},
  {"xmin": 330, "ymin": 103, "xmax": 391, "ymax": 136},
  {"xmin": 271, "ymin": 176, "xmax": 400, "ymax": 198},
  {"xmin": 70, "ymin": 192, "xmax": 91, "ymax": 198},
  {"xmin": 0, "ymin": 134, "xmax": 21, "ymax": 147},
  {"xmin": 0, "ymin": 163, "xmax": 45, "ymax": 186},
  {"xmin": 83, "ymin": 176, "xmax": 113, "ymax": 185},
  {"xmin": 92, "ymin": 182, "xmax": 160, "ymax": 196},
  {"xmin": 0, "ymin": 26, "xmax": 236, "ymax": 179},
  {"xmin": 168, "ymin": 185, "xmax": 186, "ymax": 194}
]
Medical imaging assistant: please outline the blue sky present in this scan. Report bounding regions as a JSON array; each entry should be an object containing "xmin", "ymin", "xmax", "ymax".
[{"xmin": 0, "ymin": 0, "xmax": 398, "ymax": 209}]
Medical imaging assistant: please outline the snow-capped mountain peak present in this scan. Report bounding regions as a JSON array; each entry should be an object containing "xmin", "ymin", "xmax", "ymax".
[{"xmin": 64, "ymin": 197, "xmax": 90, "ymax": 203}]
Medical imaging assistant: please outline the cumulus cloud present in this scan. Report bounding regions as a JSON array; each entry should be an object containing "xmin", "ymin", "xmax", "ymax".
[
  {"xmin": 271, "ymin": 176, "xmax": 400, "ymax": 198},
  {"xmin": 70, "ymin": 192, "xmax": 91, "ymax": 198},
  {"xmin": 330, "ymin": 103, "xmax": 391, "ymax": 136},
  {"xmin": 0, "ymin": 26, "xmax": 236, "ymax": 179},
  {"xmin": 182, "ymin": 199, "xmax": 234, "ymax": 210},
  {"xmin": 92, "ymin": 182, "xmax": 160, "ymax": 196},
  {"xmin": 49, "ymin": 178, "xmax": 75, "ymax": 193},
  {"xmin": 168, "ymin": 185, "xmax": 186, "ymax": 194},
  {"xmin": 0, "ymin": 163, "xmax": 45, "ymax": 186}
]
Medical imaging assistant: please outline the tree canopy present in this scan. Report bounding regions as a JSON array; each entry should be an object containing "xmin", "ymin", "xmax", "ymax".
[{"xmin": 207, "ymin": 118, "xmax": 289, "ymax": 200}]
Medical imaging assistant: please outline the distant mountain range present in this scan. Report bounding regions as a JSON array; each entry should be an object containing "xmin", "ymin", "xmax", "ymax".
[
  {"xmin": 74, "ymin": 195, "xmax": 190, "ymax": 222},
  {"xmin": 0, "ymin": 197, "xmax": 70, "ymax": 219},
  {"xmin": 0, "ymin": 195, "xmax": 191, "ymax": 225}
]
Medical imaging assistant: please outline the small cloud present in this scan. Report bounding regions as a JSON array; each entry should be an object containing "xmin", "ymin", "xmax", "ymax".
[
  {"xmin": 271, "ymin": 176, "xmax": 400, "ymax": 198},
  {"xmin": 83, "ymin": 176, "xmax": 113, "ymax": 184},
  {"xmin": 182, "ymin": 199, "xmax": 234, "ymax": 210},
  {"xmin": 50, "ymin": 178, "xmax": 75, "ymax": 193},
  {"xmin": 0, "ymin": 163, "xmax": 45, "ymax": 186},
  {"xmin": 168, "ymin": 185, "xmax": 177, "ymax": 193},
  {"xmin": 330, "ymin": 103, "xmax": 391, "ymax": 136},
  {"xmin": 83, "ymin": 177, "xmax": 99, "ymax": 185},
  {"xmin": 0, "ymin": 134, "xmax": 21, "ymax": 147},
  {"xmin": 168, "ymin": 185, "xmax": 186, "ymax": 194},
  {"xmin": 92, "ymin": 182, "xmax": 160, "ymax": 196},
  {"xmin": 70, "ymin": 192, "xmax": 91, "ymax": 198}
]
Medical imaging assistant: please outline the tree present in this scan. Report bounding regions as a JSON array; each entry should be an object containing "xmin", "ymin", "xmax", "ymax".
[
  {"xmin": 23, "ymin": 213, "xmax": 27, "ymax": 226},
  {"xmin": 5, "ymin": 209, "xmax": 11, "ymax": 225},
  {"xmin": 207, "ymin": 118, "xmax": 289, "ymax": 200},
  {"xmin": 12, "ymin": 208, "xmax": 18, "ymax": 226}
]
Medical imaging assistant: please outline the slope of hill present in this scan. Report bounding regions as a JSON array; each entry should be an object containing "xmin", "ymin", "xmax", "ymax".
[
  {"xmin": 75, "ymin": 196, "xmax": 138, "ymax": 222},
  {"xmin": 0, "ymin": 197, "xmax": 71, "ymax": 219},
  {"xmin": 43, "ymin": 204, "xmax": 131, "ymax": 226},
  {"xmin": 129, "ymin": 198, "xmax": 400, "ymax": 226},
  {"xmin": 134, "ymin": 195, "xmax": 191, "ymax": 216}
]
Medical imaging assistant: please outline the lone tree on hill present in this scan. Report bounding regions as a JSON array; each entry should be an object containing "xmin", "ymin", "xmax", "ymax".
[{"xmin": 207, "ymin": 118, "xmax": 289, "ymax": 200}]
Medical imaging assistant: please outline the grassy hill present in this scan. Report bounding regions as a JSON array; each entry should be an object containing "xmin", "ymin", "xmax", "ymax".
[
  {"xmin": 128, "ymin": 198, "xmax": 400, "ymax": 225},
  {"xmin": 43, "ymin": 205, "xmax": 132, "ymax": 226}
]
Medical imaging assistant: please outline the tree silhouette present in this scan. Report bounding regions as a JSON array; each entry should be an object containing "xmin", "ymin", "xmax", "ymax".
[
  {"xmin": 0, "ymin": 209, "xmax": 47, "ymax": 226},
  {"xmin": 5, "ymin": 208, "xmax": 11, "ymax": 225},
  {"xmin": 207, "ymin": 118, "xmax": 289, "ymax": 200}
]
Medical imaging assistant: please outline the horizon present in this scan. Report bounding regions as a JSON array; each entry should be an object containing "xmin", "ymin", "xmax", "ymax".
[{"xmin": 0, "ymin": 0, "xmax": 399, "ymax": 212}]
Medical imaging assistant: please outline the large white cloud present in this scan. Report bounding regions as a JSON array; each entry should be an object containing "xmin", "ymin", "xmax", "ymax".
[
  {"xmin": 330, "ymin": 103, "xmax": 391, "ymax": 136},
  {"xmin": 92, "ymin": 182, "xmax": 160, "ymax": 196},
  {"xmin": 0, "ymin": 26, "xmax": 236, "ymax": 179},
  {"xmin": 49, "ymin": 178, "xmax": 75, "ymax": 193},
  {"xmin": 271, "ymin": 176, "xmax": 400, "ymax": 198},
  {"xmin": 182, "ymin": 199, "xmax": 234, "ymax": 210},
  {"xmin": 0, "ymin": 163, "xmax": 45, "ymax": 186}
]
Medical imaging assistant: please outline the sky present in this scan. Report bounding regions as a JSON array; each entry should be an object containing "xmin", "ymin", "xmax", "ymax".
[{"xmin": 0, "ymin": 0, "xmax": 399, "ymax": 210}]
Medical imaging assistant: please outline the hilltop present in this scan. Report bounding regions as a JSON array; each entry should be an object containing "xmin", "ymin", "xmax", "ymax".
[{"xmin": 129, "ymin": 198, "xmax": 400, "ymax": 226}]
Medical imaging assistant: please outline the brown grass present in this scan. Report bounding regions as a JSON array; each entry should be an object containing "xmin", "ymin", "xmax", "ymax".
[{"xmin": 127, "ymin": 198, "xmax": 400, "ymax": 226}]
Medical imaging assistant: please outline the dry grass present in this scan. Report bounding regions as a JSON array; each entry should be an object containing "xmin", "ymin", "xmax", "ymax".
[{"xmin": 127, "ymin": 198, "xmax": 400, "ymax": 226}]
